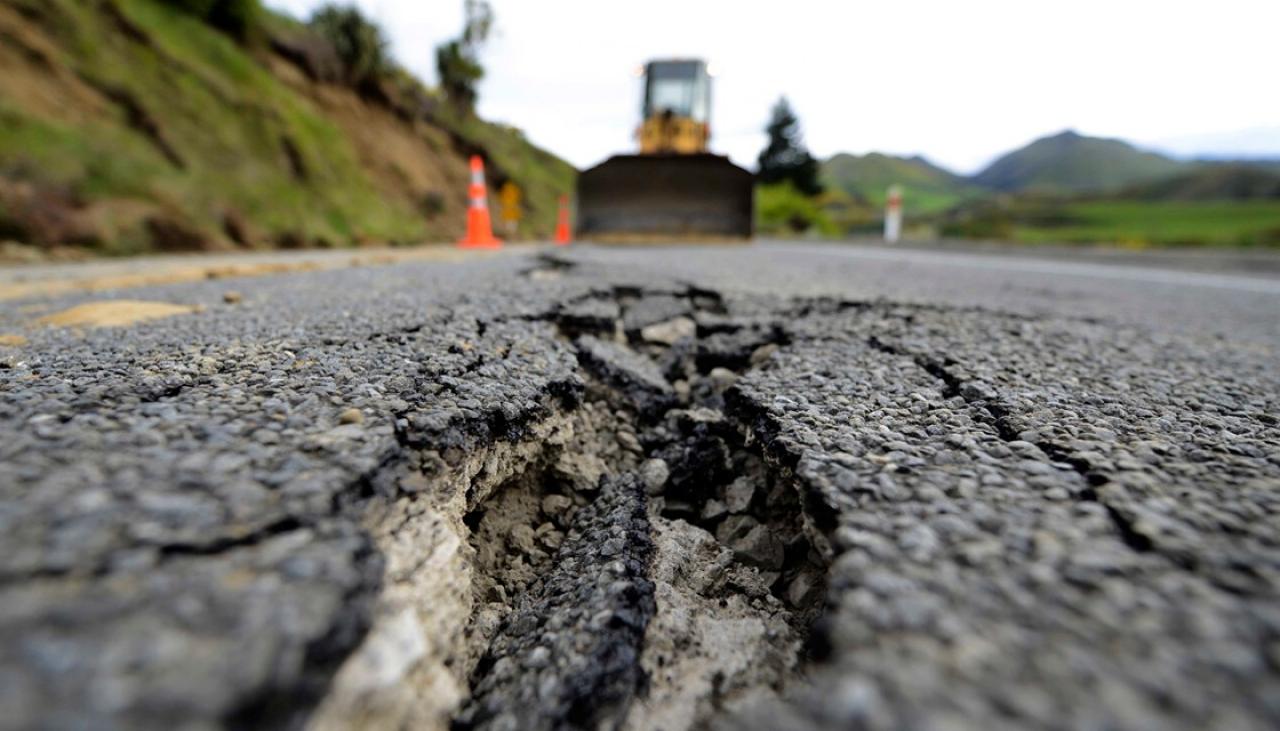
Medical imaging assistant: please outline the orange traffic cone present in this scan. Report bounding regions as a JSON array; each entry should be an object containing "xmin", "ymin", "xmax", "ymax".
[
  {"xmin": 458, "ymin": 156, "xmax": 502, "ymax": 249},
  {"xmin": 554, "ymin": 195, "xmax": 572, "ymax": 245}
]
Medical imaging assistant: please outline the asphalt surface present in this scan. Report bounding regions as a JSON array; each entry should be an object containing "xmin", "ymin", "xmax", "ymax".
[{"xmin": 1, "ymin": 241, "xmax": 1277, "ymax": 730}]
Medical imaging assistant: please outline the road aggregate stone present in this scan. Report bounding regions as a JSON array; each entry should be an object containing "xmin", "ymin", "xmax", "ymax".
[{"xmin": 1, "ymin": 246, "xmax": 1276, "ymax": 730}]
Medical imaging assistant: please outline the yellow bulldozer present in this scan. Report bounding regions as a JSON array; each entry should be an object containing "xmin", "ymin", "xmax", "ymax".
[{"xmin": 576, "ymin": 59, "xmax": 755, "ymax": 242}]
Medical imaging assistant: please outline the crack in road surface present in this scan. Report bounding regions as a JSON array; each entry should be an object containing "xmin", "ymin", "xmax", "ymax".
[
  {"xmin": 315, "ymin": 283, "xmax": 834, "ymax": 731},
  {"xmin": 316, "ymin": 282, "xmax": 1254, "ymax": 731}
]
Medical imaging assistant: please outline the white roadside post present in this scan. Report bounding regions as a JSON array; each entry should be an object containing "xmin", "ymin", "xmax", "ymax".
[{"xmin": 884, "ymin": 185, "xmax": 903, "ymax": 243}]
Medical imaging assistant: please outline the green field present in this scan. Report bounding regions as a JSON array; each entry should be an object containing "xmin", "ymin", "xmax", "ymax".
[{"xmin": 1013, "ymin": 200, "xmax": 1280, "ymax": 248}]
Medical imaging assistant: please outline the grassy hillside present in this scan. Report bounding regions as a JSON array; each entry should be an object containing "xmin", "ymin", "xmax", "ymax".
[
  {"xmin": 821, "ymin": 152, "xmax": 979, "ymax": 213},
  {"xmin": 973, "ymin": 130, "xmax": 1186, "ymax": 193},
  {"xmin": 0, "ymin": 0, "xmax": 573, "ymax": 256}
]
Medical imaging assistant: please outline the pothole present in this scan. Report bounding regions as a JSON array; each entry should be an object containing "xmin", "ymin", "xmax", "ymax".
[{"xmin": 309, "ymin": 287, "xmax": 832, "ymax": 731}]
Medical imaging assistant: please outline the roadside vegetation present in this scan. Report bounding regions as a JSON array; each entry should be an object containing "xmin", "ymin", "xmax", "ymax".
[
  {"xmin": 942, "ymin": 198, "xmax": 1280, "ymax": 248},
  {"xmin": 754, "ymin": 98, "xmax": 835, "ymax": 236},
  {"xmin": 0, "ymin": 0, "xmax": 572, "ymax": 258},
  {"xmin": 165, "ymin": 0, "xmax": 263, "ymax": 44},
  {"xmin": 767, "ymin": 127, "xmax": 1280, "ymax": 248}
]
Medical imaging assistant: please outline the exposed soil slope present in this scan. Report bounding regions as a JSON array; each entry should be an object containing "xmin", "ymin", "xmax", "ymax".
[{"xmin": 0, "ymin": 0, "xmax": 574, "ymax": 256}]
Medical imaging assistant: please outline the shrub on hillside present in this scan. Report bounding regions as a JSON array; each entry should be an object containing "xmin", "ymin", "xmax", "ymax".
[
  {"xmin": 938, "ymin": 200, "xmax": 1014, "ymax": 240},
  {"xmin": 818, "ymin": 188, "xmax": 876, "ymax": 234},
  {"xmin": 308, "ymin": 4, "xmax": 391, "ymax": 88},
  {"xmin": 206, "ymin": 0, "xmax": 260, "ymax": 43},
  {"xmin": 165, "ymin": 0, "xmax": 218, "ymax": 16},
  {"xmin": 435, "ymin": 40, "xmax": 483, "ymax": 111},
  {"xmin": 757, "ymin": 182, "xmax": 838, "ymax": 236},
  {"xmin": 163, "ymin": 0, "xmax": 262, "ymax": 44},
  {"xmin": 435, "ymin": 0, "xmax": 494, "ymax": 111}
]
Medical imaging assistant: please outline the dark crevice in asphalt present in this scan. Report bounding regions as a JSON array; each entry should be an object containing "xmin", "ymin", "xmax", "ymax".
[
  {"xmin": 1102, "ymin": 503, "xmax": 1156, "ymax": 553},
  {"xmin": 914, "ymin": 355, "xmax": 963, "ymax": 399},
  {"xmin": 722, "ymin": 387, "xmax": 842, "ymax": 540},
  {"xmin": 677, "ymin": 283, "xmax": 730, "ymax": 316},
  {"xmin": 866, "ymin": 333, "xmax": 1160, "ymax": 559},
  {"xmin": 1032, "ymin": 437, "xmax": 1110, "ymax": 486},
  {"xmin": 787, "ymin": 297, "xmax": 878, "ymax": 321},
  {"xmin": 348, "ymin": 446, "xmax": 409, "ymax": 503},
  {"xmin": 872, "ymin": 335, "xmax": 1067, "ymax": 460},
  {"xmin": 138, "ymin": 379, "xmax": 192, "ymax": 402},
  {"xmin": 448, "ymin": 287, "xmax": 832, "ymax": 730},
  {"xmin": 153, "ymin": 515, "xmax": 306, "ymax": 559},
  {"xmin": 1, "ymin": 512, "xmax": 328, "ymax": 584},
  {"xmin": 520, "ymin": 252, "xmax": 578, "ymax": 280}
]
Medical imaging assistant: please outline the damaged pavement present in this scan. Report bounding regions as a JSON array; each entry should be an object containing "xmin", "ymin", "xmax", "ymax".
[{"xmin": 0, "ymin": 247, "xmax": 1278, "ymax": 730}]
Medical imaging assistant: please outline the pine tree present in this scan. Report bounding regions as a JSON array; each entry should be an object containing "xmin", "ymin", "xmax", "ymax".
[{"xmin": 757, "ymin": 97, "xmax": 823, "ymax": 196}]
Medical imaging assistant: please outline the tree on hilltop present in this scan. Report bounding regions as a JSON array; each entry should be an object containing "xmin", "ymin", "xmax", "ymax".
[
  {"xmin": 309, "ymin": 4, "xmax": 391, "ymax": 87},
  {"xmin": 757, "ymin": 97, "xmax": 823, "ymax": 196},
  {"xmin": 436, "ymin": 0, "xmax": 495, "ymax": 111}
]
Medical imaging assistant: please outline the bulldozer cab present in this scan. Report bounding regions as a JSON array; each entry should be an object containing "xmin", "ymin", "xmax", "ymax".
[
  {"xmin": 643, "ymin": 60, "xmax": 709, "ymax": 120},
  {"xmin": 639, "ymin": 60, "xmax": 711, "ymax": 155}
]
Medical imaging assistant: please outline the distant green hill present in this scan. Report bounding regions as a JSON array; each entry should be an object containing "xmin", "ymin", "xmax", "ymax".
[
  {"xmin": 973, "ymin": 130, "xmax": 1187, "ymax": 193},
  {"xmin": 820, "ymin": 152, "xmax": 978, "ymax": 213},
  {"xmin": 1118, "ymin": 164, "xmax": 1280, "ymax": 201}
]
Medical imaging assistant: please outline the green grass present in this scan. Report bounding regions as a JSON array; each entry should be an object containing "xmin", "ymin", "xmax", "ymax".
[
  {"xmin": 1013, "ymin": 200, "xmax": 1280, "ymax": 248},
  {"xmin": 0, "ymin": 103, "xmax": 168, "ymax": 196}
]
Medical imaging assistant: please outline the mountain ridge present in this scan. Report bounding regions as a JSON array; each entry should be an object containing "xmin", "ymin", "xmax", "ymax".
[
  {"xmin": 970, "ymin": 129, "xmax": 1187, "ymax": 192},
  {"xmin": 820, "ymin": 129, "xmax": 1276, "ymax": 202},
  {"xmin": 820, "ymin": 151, "xmax": 979, "ymax": 212}
]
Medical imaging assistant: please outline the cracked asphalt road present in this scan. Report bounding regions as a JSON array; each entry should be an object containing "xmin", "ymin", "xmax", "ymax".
[{"xmin": 1, "ymin": 242, "xmax": 1277, "ymax": 730}]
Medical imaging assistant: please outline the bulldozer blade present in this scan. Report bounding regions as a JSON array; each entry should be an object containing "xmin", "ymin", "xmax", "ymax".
[{"xmin": 576, "ymin": 154, "xmax": 755, "ymax": 243}]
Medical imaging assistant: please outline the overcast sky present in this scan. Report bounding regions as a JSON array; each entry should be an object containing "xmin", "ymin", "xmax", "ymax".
[{"xmin": 268, "ymin": 0, "xmax": 1279, "ymax": 173}]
